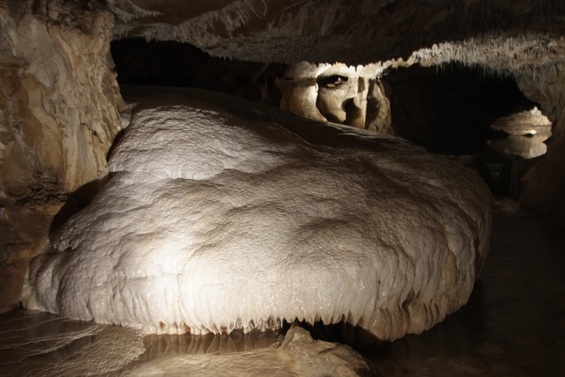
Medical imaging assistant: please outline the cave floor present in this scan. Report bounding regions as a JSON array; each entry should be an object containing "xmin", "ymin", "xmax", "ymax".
[
  {"xmin": 364, "ymin": 197, "xmax": 565, "ymax": 377},
  {"xmin": 0, "ymin": 198, "xmax": 564, "ymax": 376}
]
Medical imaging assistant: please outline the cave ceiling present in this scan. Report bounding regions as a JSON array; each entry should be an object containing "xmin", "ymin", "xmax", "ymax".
[{"xmin": 109, "ymin": 0, "xmax": 565, "ymax": 65}]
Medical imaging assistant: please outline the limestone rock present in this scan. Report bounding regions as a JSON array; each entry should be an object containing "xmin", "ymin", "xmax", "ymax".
[
  {"xmin": 124, "ymin": 326, "xmax": 372, "ymax": 377},
  {"xmin": 275, "ymin": 326, "xmax": 371, "ymax": 377},
  {"xmin": 0, "ymin": 0, "xmax": 123, "ymax": 312},
  {"xmin": 0, "ymin": 1, "xmax": 123, "ymax": 201},
  {"xmin": 278, "ymin": 62, "xmax": 392, "ymax": 133},
  {"xmin": 23, "ymin": 87, "xmax": 492, "ymax": 342}
]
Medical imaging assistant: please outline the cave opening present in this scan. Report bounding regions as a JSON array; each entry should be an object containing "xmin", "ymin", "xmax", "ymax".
[
  {"xmin": 384, "ymin": 63, "xmax": 552, "ymax": 195},
  {"xmin": 384, "ymin": 63, "xmax": 548, "ymax": 156}
]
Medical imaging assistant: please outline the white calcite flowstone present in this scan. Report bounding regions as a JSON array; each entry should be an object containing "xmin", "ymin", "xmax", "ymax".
[{"xmin": 22, "ymin": 87, "xmax": 492, "ymax": 342}]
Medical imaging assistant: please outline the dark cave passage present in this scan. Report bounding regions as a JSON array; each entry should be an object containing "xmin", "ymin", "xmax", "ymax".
[
  {"xmin": 381, "ymin": 64, "xmax": 551, "ymax": 195},
  {"xmin": 110, "ymin": 38, "xmax": 286, "ymax": 106},
  {"xmin": 385, "ymin": 63, "xmax": 541, "ymax": 155}
]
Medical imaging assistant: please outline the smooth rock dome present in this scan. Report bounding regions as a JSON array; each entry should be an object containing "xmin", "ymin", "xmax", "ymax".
[{"xmin": 22, "ymin": 87, "xmax": 492, "ymax": 342}]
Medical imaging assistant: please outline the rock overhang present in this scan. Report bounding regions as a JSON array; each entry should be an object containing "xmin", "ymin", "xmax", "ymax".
[{"xmin": 108, "ymin": 0, "xmax": 565, "ymax": 65}]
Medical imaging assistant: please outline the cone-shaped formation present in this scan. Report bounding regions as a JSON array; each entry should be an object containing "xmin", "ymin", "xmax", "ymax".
[{"xmin": 22, "ymin": 87, "xmax": 492, "ymax": 342}]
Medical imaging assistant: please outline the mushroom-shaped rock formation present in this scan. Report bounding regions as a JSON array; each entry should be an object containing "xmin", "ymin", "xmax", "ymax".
[{"xmin": 22, "ymin": 87, "xmax": 492, "ymax": 342}]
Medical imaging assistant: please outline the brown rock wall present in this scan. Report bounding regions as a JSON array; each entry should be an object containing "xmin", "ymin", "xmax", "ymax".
[{"xmin": 0, "ymin": 0, "xmax": 123, "ymax": 311}]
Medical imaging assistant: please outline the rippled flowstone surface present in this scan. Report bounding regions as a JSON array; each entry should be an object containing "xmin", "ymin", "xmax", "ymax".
[{"xmin": 22, "ymin": 86, "xmax": 492, "ymax": 342}]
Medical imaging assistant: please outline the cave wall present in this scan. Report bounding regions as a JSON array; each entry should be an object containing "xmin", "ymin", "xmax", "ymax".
[
  {"xmin": 0, "ymin": 0, "xmax": 123, "ymax": 311},
  {"xmin": 516, "ymin": 70, "xmax": 565, "ymax": 226}
]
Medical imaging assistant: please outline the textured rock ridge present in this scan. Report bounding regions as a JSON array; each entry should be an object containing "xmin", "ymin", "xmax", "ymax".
[
  {"xmin": 109, "ymin": 0, "xmax": 565, "ymax": 64},
  {"xmin": 278, "ymin": 62, "xmax": 392, "ymax": 133}
]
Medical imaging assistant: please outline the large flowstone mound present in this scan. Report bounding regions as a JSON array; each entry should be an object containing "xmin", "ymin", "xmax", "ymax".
[{"xmin": 23, "ymin": 87, "xmax": 492, "ymax": 342}]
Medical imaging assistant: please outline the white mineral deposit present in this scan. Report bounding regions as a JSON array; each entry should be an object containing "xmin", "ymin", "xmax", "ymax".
[{"xmin": 23, "ymin": 87, "xmax": 493, "ymax": 342}]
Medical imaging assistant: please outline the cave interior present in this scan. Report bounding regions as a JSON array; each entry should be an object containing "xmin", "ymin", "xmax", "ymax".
[{"xmin": 1, "ymin": 0, "xmax": 565, "ymax": 376}]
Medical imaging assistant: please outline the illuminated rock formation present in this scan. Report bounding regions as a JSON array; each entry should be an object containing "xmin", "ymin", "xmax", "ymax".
[
  {"xmin": 23, "ymin": 87, "xmax": 492, "ymax": 341},
  {"xmin": 278, "ymin": 62, "xmax": 392, "ymax": 133}
]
